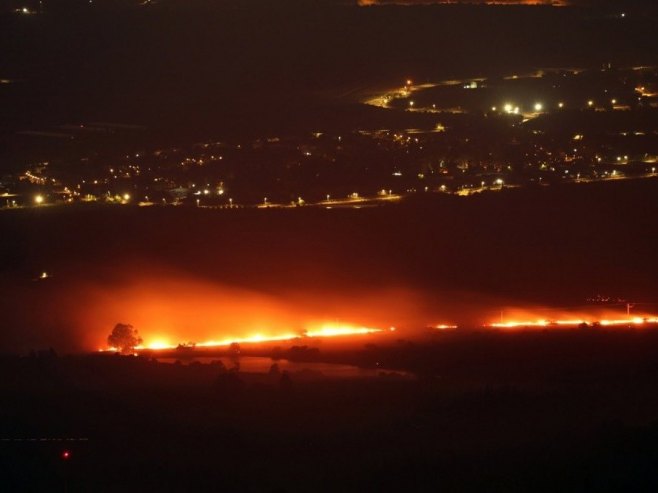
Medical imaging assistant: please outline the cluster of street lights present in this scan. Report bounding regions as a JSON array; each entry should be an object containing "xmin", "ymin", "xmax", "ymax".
[
  {"xmin": 493, "ymin": 102, "xmax": 545, "ymax": 115},
  {"xmin": 490, "ymin": 98, "xmax": 621, "ymax": 115}
]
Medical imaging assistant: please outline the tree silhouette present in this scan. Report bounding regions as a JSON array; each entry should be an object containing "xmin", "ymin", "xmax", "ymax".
[
  {"xmin": 279, "ymin": 371, "xmax": 293, "ymax": 392},
  {"xmin": 107, "ymin": 323, "xmax": 142, "ymax": 354}
]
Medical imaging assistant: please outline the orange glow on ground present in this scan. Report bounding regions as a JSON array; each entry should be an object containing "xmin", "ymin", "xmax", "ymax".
[
  {"xmin": 489, "ymin": 315, "xmax": 658, "ymax": 329},
  {"xmin": 305, "ymin": 323, "xmax": 382, "ymax": 338},
  {"xmin": 102, "ymin": 323, "xmax": 384, "ymax": 352},
  {"xmin": 77, "ymin": 271, "xmax": 428, "ymax": 354}
]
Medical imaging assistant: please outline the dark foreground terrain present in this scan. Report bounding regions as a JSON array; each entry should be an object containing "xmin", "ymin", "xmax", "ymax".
[{"xmin": 3, "ymin": 328, "xmax": 658, "ymax": 492}]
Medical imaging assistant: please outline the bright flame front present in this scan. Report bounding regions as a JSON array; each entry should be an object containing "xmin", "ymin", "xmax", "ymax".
[
  {"xmin": 489, "ymin": 316, "xmax": 658, "ymax": 329},
  {"xmin": 103, "ymin": 322, "xmax": 384, "ymax": 352}
]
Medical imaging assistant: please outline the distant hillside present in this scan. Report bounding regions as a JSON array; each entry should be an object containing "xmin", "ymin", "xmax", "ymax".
[{"xmin": 356, "ymin": 0, "xmax": 657, "ymax": 9}]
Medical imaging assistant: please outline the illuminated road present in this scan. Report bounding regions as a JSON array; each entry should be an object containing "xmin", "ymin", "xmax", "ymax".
[
  {"xmin": 252, "ymin": 192, "xmax": 402, "ymax": 210},
  {"xmin": 362, "ymin": 65, "xmax": 658, "ymax": 117},
  {"xmin": 316, "ymin": 193, "xmax": 402, "ymax": 208},
  {"xmin": 5, "ymin": 65, "xmax": 658, "ymax": 214}
]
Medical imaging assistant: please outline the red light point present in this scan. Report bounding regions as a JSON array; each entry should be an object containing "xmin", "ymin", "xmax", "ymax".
[{"xmin": 61, "ymin": 451, "xmax": 71, "ymax": 460}]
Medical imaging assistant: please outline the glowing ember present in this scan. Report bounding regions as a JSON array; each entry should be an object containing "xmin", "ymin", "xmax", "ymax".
[
  {"xmin": 194, "ymin": 332, "xmax": 299, "ymax": 348},
  {"xmin": 145, "ymin": 340, "xmax": 173, "ymax": 350},
  {"xmin": 490, "ymin": 319, "xmax": 578, "ymax": 328},
  {"xmin": 433, "ymin": 324, "xmax": 458, "ymax": 330},
  {"xmin": 600, "ymin": 318, "xmax": 658, "ymax": 326}
]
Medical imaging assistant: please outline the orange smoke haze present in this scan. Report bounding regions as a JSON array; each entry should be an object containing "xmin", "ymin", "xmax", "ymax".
[
  {"xmin": 83, "ymin": 278, "xmax": 658, "ymax": 351},
  {"xmin": 488, "ymin": 306, "xmax": 658, "ymax": 330},
  {"xmin": 64, "ymin": 267, "xmax": 432, "ymax": 351},
  {"xmin": 3, "ymin": 262, "xmax": 656, "ymax": 353}
]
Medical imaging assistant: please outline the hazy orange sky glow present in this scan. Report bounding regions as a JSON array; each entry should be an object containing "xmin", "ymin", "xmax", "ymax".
[
  {"xmin": 66, "ymin": 267, "xmax": 430, "ymax": 351},
  {"xmin": 489, "ymin": 306, "xmax": 658, "ymax": 330},
  {"xmin": 85, "ymin": 272, "xmax": 657, "ymax": 351},
  {"xmin": 3, "ymin": 264, "xmax": 655, "ymax": 353},
  {"xmin": 28, "ymin": 267, "xmax": 654, "ymax": 352}
]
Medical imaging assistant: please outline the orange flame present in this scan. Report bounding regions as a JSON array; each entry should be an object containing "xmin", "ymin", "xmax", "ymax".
[
  {"xmin": 433, "ymin": 324, "xmax": 458, "ymax": 330},
  {"xmin": 489, "ymin": 315, "xmax": 658, "ymax": 329},
  {"xmin": 102, "ymin": 322, "xmax": 384, "ymax": 352}
]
